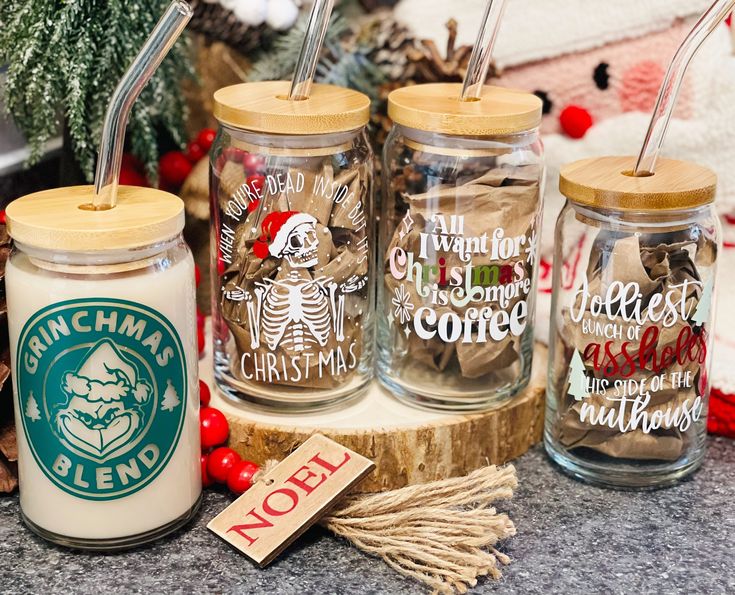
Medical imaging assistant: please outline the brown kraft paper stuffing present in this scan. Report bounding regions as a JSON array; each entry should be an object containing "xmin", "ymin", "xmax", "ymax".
[
  {"xmin": 552, "ymin": 230, "xmax": 716, "ymax": 462},
  {"xmin": 219, "ymin": 158, "xmax": 371, "ymax": 391},
  {"xmin": 384, "ymin": 163, "xmax": 541, "ymax": 388}
]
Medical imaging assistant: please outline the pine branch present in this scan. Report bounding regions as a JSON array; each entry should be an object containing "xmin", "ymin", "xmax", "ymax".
[
  {"xmin": 248, "ymin": 12, "xmax": 349, "ymax": 82},
  {"xmin": 0, "ymin": 0, "xmax": 195, "ymax": 182}
]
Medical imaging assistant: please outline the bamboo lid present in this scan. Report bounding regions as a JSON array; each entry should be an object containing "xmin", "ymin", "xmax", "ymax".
[
  {"xmin": 387, "ymin": 83, "xmax": 542, "ymax": 136},
  {"xmin": 213, "ymin": 81, "xmax": 370, "ymax": 135},
  {"xmin": 559, "ymin": 156, "xmax": 717, "ymax": 211},
  {"xmin": 6, "ymin": 185, "xmax": 185, "ymax": 252}
]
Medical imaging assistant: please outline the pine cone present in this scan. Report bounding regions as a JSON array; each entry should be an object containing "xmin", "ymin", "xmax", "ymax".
[
  {"xmin": 0, "ymin": 223, "xmax": 16, "ymax": 494},
  {"xmin": 358, "ymin": 0, "xmax": 400, "ymax": 12},
  {"xmin": 189, "ymin": 0, "xmax": 272, "ymax": 54},
  {"xmin": 405, "ymin": 19, "xmax": 474, "ymax": 84},
  {"xmin": 359, "ymin": 13, "xmax": 417, "ymax": 82}
]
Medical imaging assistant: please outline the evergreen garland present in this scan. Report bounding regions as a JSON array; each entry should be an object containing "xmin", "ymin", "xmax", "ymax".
[
  {"xmin": 248, "ymin": 12, "xmax": 350, "ymax": 83},
  {"xmin": 248, "ymin": 10, "xmax": 387, "ymax": 106},
  {"xmin": 0, "ymin": 0, "xmax": 195, "ymax": 181}
]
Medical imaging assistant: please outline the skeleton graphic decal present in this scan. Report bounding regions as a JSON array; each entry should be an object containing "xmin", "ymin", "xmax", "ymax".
[{"xmin": 226, "ymin": 211, "xmax": 364, "ymax": 357}]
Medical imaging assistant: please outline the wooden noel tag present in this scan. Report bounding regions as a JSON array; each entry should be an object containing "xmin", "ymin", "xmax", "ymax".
[{"xmin": 207, "ymin": 434, "xmax": 375, "ymax": 567}]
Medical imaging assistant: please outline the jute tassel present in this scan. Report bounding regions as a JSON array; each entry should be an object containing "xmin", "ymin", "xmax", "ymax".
[{"xmin": 255, "ymin": 462, "xmax": 518, "ymax": 594}]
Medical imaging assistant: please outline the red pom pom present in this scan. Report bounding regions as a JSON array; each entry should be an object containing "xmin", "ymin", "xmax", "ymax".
[
  {"xmin": 200, "ymin": 407, "xmax": 229, "ymax": 448},
  {"xmin": 199, "ymin": 380, "xmax": 211, "ymax": 407},
  {"xmin": 186, "ymin": 140, "xmax": 206, "ymax": 163},
  {"xmin": 227, "ymin": 459, "xmax": 260, "ymax": 494},
  {"xmin": 559, "ymin": 105, "xmax": 594, "ymax": 139},
  {"xmin": 197, "ymin": 128, "xmax": 217, "ymax": 153},
  {"xmin": 208, "ymin": 447, "xmax": 241, "ymax": 483},
  {"xmin": 201, "ymin": 453, "xmax": 214, "ymax": 488},
  {"xmin": 159, "ymin": 151, "xmax": 193, "ymax": 186}
]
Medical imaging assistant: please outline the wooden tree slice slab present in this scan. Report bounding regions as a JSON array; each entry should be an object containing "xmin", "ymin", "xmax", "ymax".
[{"xmin": 202, "ymin": 344, "xmax": 547, "ymax": 493}]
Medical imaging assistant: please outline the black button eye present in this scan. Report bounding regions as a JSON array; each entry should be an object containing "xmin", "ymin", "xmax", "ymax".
[
  {"xmin": 594, "ymin": 63, "xmax": 610, "ymax": 90},
  {"xmin": 534, "ymin": 90, "xmax": 553, "ymax": 115}
]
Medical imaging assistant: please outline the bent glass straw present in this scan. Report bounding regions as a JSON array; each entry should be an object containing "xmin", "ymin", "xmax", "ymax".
[
  {"xmin": 634, "ymin": 0, "xmax": 735, "ymax": 176},
  {"xmin": 288, "ymin": 0, "xmax": 335, "ymax": 101},
  {"xmin": 93, "ymin": 0, "xmax": 193, "ymax": 210},
  {"xmin": 460, "ymin": 0, "xmax": 508, "ymax": 101}
]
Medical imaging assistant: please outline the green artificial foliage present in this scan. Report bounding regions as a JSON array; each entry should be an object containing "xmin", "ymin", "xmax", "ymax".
[
  {"xmin": 0, "ymin": 0, "xmax": 195, "ymax": 182},
  {"xmin": 248, "ymin": 12, "xmax": 350, "ymax": 83},
  {"xmin": 249, "ymin": 10, "xmax": 387, "ymax": 109}
]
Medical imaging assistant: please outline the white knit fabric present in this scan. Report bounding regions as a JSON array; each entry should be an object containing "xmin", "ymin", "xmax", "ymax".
[{"xmin": 394, "ymin": 0, "xmax": 713, "ymax": 69}]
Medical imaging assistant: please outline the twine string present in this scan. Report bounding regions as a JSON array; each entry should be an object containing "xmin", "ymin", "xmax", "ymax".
[{"xmin": 254, "ymin": 461, "xmax": 518, "ymax": 594}]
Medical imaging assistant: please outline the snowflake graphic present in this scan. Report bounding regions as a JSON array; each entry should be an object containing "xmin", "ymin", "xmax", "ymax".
[
  {"xmin": 398, "ymin": 212, "xmax": 415, "ymax": 240},
  {"xmin": 525, "ymin": 230, "xmax": 538, "ymax": 266},
  {"xmin": 391, "ymin": 285, "xmax": 415, "ymax": 325}
]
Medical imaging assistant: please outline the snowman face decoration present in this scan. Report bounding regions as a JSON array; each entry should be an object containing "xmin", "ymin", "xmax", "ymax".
[{"xmin": 280, "ymin": 221, "xmax": 319, "ymax": 268}]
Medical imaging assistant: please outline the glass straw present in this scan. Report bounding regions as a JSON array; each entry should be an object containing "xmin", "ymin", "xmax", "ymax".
[
  {"xmin": 460, "ymin": 0, "xmax": 508, "ymax": 101},
  {"xmin": 93, "ymin": 0, "xmax": 193, "ymax": 210},
  {"xmin": 634, "ymin": 0, "xmax": 735, "ymax": 175},
  {"xmin": 288, "ymin": 0, "xmax": 335, "ymax": 101}
]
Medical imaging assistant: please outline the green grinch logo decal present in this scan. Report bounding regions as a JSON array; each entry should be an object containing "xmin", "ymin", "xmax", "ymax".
[{"xmin": 17, "ymin": 299, "xmax": 187, "ymax": 500}]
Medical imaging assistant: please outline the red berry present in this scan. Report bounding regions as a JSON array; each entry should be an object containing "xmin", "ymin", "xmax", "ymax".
[
  {"xmin": 199, "ymin": 380, "xmax": 211, "ymax": 407},
  {"xmin": 222, "ymin": 147, "xmax": 245, "ymax": 163},
  {"xmin": 121, "ymin": 153, "xmax": 143, "ymax": 172},
  {"xmin": 227, "ymin": 459, "xmax": 260, "ymax": 494},
  {"xmin": 201, "ymin": 453, "xmax": 214, "ymax": 488},
  {"xmin": 559, "ymin": 105, "xmax": 594, "ymax": 139},
  {"xmin": 119, "ymin": 167, "xmax": 149, "ymax": 187},
  {"xmin": 200, "ymin": 407, "xmax": 229, "ymax": 448},
  {"xmin": 159, "ymin": 151, "xmax": 193, "ymax": 186},
  {"xmin": 194, "ymin": 264, "xmax": 202, "ymax": 288},
  {"xmin": 198, "ymin": 326, "xmax": 205, "ymax": 355},
  {"xmin": 208, "ymin": 447, "xmax": 241, "ymax": 483},
  {"xmin": 186, "ymin": 140, "xmax": 206, "ymax": 163},
  {"xmin": 243, "ymin": 153, "xmax": 265, "ymax": 174},
  {"xmin": 197, "ymin": 128, "xmax": 217, "ymax": 152}
]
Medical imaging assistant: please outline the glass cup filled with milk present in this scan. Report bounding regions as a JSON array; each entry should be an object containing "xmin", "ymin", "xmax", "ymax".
[{"xmin": 5, "ymin": 185, "xmax": 202, "ymax": 549}]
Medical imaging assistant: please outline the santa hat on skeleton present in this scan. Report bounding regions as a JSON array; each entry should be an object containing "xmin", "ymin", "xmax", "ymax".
[{"xmin": 253, "ymin": 211, "xmax": 317, "ymax": 259}]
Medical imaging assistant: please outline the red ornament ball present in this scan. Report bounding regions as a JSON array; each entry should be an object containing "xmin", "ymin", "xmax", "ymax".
[
  {"xmin": 197, "ymin": 128, "xmax": 217, "ymax": 152},
  {"xmin": 199, "ymin": 380, "xmax": 211, "ymax": 407},
  {"xmin": 243, "ymin": 153, "xmax": 265, "ymax": 174},
  {"xmin": 208, "ymin": 447, "xmax": 241, "ymax": 483},
  {"xmin": 248, "ymin": 175, "xmax": 266, "ymax": 196},
  {"xmin": 227, "ymin": 459, "xmax": 260, "ymax": 495},
  {"xmin": 200, "ymin": 407, "xmax": 229, "ymax": 448},
  {"xmin": 159, "ymin": 151, "xmax": 193, "ymax": 186},
  {"xmin": 559, "ymin": 105, "xmax": 594, "ymax": 139},
  {"xmin": 186, "ymin": 140, "xmax": 206, "ymax": 163},
  {"xmin": 201, "ymin": 453, "xmax": 214, "ymax": 488}
]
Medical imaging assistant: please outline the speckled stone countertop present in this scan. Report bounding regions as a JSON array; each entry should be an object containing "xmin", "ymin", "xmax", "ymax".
[{"xmin": 2, "ymin": 438, "xmax": 734, "ymax": 594}]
